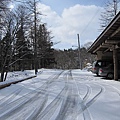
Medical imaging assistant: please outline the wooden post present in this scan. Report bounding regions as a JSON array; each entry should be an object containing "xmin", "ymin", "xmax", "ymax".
[{"xmin": 113, "ymin": 45, "xmax": 118, "ymax": 80}]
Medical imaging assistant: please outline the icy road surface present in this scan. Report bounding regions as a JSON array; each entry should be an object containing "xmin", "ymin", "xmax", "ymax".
[{"xmin": 0, "ymin": 69, "xmax": 120, "ymax": 120}]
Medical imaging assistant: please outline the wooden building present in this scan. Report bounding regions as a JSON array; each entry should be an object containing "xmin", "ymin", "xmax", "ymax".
[{"xmin": 88, "ymin": 11, "xmax": 120, "ymax": 80}]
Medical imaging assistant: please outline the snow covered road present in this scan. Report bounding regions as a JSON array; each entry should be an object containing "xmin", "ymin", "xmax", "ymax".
[{"xmin": 0, "ymin": 69, "xmax": 120, "ymax": 120}]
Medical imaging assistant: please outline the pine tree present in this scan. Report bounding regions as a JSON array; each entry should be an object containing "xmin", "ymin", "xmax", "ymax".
[
  {"xmin": 37, "ymin": 24, "xmax": 54, "ymax": 68},
  {"xmin": 15, "ymin": 27, "xmax": 28, "ymax": 70}
]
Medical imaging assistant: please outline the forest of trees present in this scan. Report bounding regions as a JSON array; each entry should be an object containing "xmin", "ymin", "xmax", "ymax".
[
  {"xmin": 0, "ymin": 0, "xmax": 56, "ymax": 81},
  {"xmin": 54, "ymin": 48, "xmax": 94, "ymax": 70}
]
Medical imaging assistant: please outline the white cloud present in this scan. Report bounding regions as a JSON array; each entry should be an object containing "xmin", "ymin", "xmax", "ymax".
[{"xmin": 38, "ymin": 3, "xmax": 103, "ymax": 49}]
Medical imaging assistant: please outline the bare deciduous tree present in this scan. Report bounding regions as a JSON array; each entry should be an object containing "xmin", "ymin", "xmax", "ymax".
[
  {"xmin": 0, "ymin": 0, "xmax": 10, "ymax": 17},
  {"xmin": 25, "ymin": 0, "xmax": 42, "ymax": 74},
  {"xmin": 0, "ymin": 12, "xmax": 16, "ymax": 82},
  {"xmin": 100, "ymin": 0, "xmax": 120, "ymax": 30}
]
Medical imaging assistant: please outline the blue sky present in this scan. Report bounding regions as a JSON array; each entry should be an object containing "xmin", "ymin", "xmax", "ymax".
[
  {"xmin": 41, "ymin": 0, "xmax": 105, "ymax": 15},
  {"xmin": 38, "ymin": 1, "xmax": 108, "ymax": 49}
]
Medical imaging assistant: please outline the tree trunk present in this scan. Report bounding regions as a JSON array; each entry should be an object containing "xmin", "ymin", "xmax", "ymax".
[{"xmin": 0, "ymin": 70, "xmax": 5, "ymax": 82}]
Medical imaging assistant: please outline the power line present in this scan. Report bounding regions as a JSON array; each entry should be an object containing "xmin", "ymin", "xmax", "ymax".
[{"xmin": 80, "ymin": 0, "xmax": 106, "ymax": 37}]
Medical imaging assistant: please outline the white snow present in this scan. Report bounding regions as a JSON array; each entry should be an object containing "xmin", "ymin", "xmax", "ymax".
[{"xmin": 0, "ymin": 68, "xmax": 120, "ymax": 120}]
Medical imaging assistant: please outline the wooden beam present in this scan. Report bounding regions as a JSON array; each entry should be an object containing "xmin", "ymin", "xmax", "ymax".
[
  {"xmin": 93, "ymin": 44, "xmax": 109, "ymax": 53},
  {"xmin": 101, "ymin": 42, "xmax": 111, "ymax": 47},
  {"xmin": 113, "ymin": 45, "xmax": 118, "ymax": 80},
  {"xmin": 105, "ymin": 39, "xmax": 120, "ymax": 44},
  {"xmin": 103, "ymin": 48, "xmax": 110, "ymax": 53},
  {"xmin": 111, "ymin": 26, "xmax": 120, "ymax": 37},
  {"xmin": 93, "ymin": 40, "xmax": 120, "ymax": 54},
  {"xmin": 93, "ymin": 46, "xmax": 101, "ymax": 53},
  {"xmin": 100, "ymin": 44, "xmax": 109, "ymax": 48}
]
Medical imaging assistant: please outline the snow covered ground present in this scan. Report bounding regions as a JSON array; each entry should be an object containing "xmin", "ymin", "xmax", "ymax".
[{"xmin": 0, "ymin": 69, "xmax": 120, "ymax": 120}]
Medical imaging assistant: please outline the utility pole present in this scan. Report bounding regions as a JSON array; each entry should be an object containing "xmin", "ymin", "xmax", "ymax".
[{"xmin": 77, "ymin": 34, "xmax": 81, "ymax": 69}]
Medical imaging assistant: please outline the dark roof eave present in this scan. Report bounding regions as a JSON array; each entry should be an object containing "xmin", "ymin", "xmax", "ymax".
[{"xmin": 88, "ymin": 11, "xmax": 120, "ymax": 53}]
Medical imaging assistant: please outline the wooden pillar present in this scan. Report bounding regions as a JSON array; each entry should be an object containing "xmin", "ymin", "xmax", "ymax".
[{"xmin": 113, "ymin": 45, "xmax": 118, "ymax": 80}]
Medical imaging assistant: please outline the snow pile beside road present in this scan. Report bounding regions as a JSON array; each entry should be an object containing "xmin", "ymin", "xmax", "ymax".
[{"xmin": 0, "ymin": 70, "xmax": 37, "ymax": 86}]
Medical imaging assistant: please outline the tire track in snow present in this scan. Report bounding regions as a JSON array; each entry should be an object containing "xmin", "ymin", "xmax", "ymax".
[
  {"xmin": 0, "ymin": 91, "xmax": 42, "ymax": 119},
  {"xmin": 36, "ymin": 87, "xmax": 67, "ymax": 120},
  {"xmin": 83, "ymin": 85, "xmax": 92, "ymax": 101},
  {"xmin": 3, "ymin": 91, "xmax": 48, "ymax": 120},
  {"xmin": 55, "ymin": 85, "xmax": 72, "ymax": 120},
  {"xmin": 19, "ymin": 70, "xmax": 64, "ymax": 88},
  {"xmin": 75, "ymin": 82, "xmax": 104, "ymax": 120},
  {"xmin": 0, "ymin": 88, "xmax": 22, "ymax": 107},
  {"xmin": 71, "ymin": 72, "xmax": 93, "ymax": 120},
  {"xmin": 0, "ymin": 71, "xmax": 63, "ymax": 110},
  {"xmin": 98, "ymin": 82, "xmax": 120, "ymax": 97},
  {"xmin": 4, "ymin": 73, "xmax": 65, "ymax": 120},
  {"xmin": 34, "ymin": 70, "xmax": 104, "ymax": 120},
  {"xmin": 29, "ymin": 70, "xmax": 70, "ymax": 120},
  {"xmin": 55, "ymin": 70, "xmax": 81, "ymax": 120},
  {"xmin": 25, "ymin": 95, "xmax": 48, "ymax": 120},
  {"xmin": 0, "ymin": 71, "xmax": 64, "ymax": 119},
  {"xmin": 85, "ymin": 86, "xmax": 103, "ymax": 108},
  {"xmin": 72, "ymin": 72, "xmax": 104, "ymax": 120}
]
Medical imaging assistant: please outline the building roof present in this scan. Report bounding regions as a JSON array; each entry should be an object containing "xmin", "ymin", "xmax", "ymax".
[{"xmin": 88, "ymin": 11, "xmax": 120, "ymax": 54}]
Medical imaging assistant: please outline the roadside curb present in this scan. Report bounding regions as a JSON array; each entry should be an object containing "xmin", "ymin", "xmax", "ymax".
[{"xmin": 0, "ymin": 75, "xmax": 36, "ymax": 89}]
